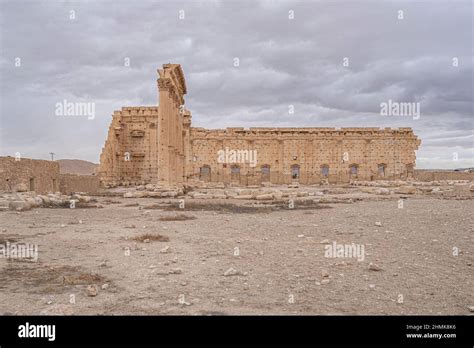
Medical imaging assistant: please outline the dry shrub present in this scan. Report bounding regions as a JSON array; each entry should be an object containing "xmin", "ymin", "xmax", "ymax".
[
  {"xmin": 132, "ymin": 233, "xmax": 170, "ymax": 242},
  {"xmin": 62, "ymin": 273, "xmax": 106, "ymax": 285},
  {"xmin": 159, "ymin": 214, "xmax": 196, "ymax": 221}
]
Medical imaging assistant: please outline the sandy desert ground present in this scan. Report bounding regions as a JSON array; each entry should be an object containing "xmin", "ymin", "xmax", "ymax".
[{"xmin": 0, "ymin": 186, "xmax": 472, "ymax": 315}]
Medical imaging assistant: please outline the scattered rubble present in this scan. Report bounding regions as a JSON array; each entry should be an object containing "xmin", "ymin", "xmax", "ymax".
[
  {"xmin": 223, "ymin": 267, "xmax": 245, "ymax": 276},
  {"xmin": 368, "ymin": 263, "xmax": 383, "ymax": 271},
  {"xmin": 85, "ymin": 285, "xmax": 99, "ymax": 297},
  {"xmin": 160, "ymin": 245, "xmax": 171, "ymax": 254}
]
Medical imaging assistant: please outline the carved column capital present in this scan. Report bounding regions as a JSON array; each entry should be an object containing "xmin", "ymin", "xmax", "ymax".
[{"xmin": 157, "ymin": 78, "xmax": 173, "ymax": 92}]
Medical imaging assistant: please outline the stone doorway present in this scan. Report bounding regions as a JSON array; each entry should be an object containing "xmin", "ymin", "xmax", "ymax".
[
  {"xmin": 378, "ymin": 163, "xmax": 386, "ymax": 178},
  {"xmin": 29, "ymin": 177, "xmax": 35, "ymax": 191},
  {"xmin": 291, "ymin": 165, "xmax": 300, "ymax": 180},
  {"xmin": 321, "ymin": 165, "xmax": 329, "ymax": 178},
  {"xmin": 231, "ymin": 165, "xmax": 241, "ymax": 182},
  {"xmin": 349, "ymin": 164, "xmax": 358, "ymax": 179},
  {"xmin": 199, "ymin": 165, "xmax": 211, "ymax": 182},
  {"xmin": 261, "ymin": 165, "xmax": 270, "ymax": 182}
]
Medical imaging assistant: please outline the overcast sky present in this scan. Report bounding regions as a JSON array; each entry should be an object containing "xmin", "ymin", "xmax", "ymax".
[{"xmin": 0, "ymin": 0, "xmax": 472, "ymax": 168}]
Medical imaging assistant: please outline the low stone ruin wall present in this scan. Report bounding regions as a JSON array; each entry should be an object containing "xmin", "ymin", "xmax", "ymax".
[
  {"xmin": 0, "ymin": 156, "xmax": 60, "ymax": 194},
  {"xmin": 59, "ymin": 174, "xmax": 101, "ymax": 195},
  {"xmin": 414, "ymin": 170, "xmax": 474, "ymax": 182}
]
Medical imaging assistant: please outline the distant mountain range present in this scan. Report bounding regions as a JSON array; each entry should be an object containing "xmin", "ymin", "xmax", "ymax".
[{"xmin": 57, "ymin": 159, "xmax": 98, "ymax": 175}]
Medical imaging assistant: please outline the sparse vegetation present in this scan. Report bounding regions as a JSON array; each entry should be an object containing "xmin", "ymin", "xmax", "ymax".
[
  {"xmin": 62, "ymin": 272, "xmax": 106, "ymax": 285},
  {"xmin": 158, "ymin": 214, "xmax": 196, "ymax": 221},
  {"xmin": 0, "ymin": 265, "xmax": 109, "ymax": 294},
  {"xmin": 162, "ymin": 201, "xmax": 331, "ymax": 213},
  {"xmin": 0, "ymin": 235, "xmax": 20, "ymax": 244},
  {"xmin": 131, "ymin": 233, "xmax": 170, "ymax": 242}
]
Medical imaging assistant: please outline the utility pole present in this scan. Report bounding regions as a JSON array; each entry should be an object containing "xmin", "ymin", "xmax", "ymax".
[{"xmin": 49, "ymin": 152, "xmax": 55, "ymax": 161}]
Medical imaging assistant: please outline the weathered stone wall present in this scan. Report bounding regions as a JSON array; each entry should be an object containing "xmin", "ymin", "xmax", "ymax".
[
  {"xmin": 0, "ymin": 156, "xmax": 60, "ymax": 194},
  {"xmin": 99, "ymin": 64, "xmax": 189, "ymax": 187},
  {"xmin": 59, "ymin": 174, "xmax": 101, "ymax": 194},
  {"xmin": 189, "ymin": 127, "xmax": 420, "ymax": 184},
  {"xmin": 99, "ymin": 106, "xmax": 160, "ymax": 186},
  {"xmin": 414, "ymin": 170, "xmax": 474, "ymax": 182},
  {"xmin": 98, "ymin": 64, "xmax": 421, "ymax": 186}
]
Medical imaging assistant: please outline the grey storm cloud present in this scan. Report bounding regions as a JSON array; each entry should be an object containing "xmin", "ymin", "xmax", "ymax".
[{"xmin": 0, "ymin": 0, "xmax": 472, "ymax": 168}]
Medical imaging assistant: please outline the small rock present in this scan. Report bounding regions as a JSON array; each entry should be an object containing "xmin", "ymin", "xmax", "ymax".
[
  {"xmin": 321, "ymin": 279, "xmax": 330, "ymax": 285},
  {"xmin": 320, "ymin": 239, "xmax": 330, "ymax": 244},
  {"xmin": 9, "ymin": 200, "xmax": 32, "ymax": 211},
  {"xmin": 101, "ymin": 283, "xmax": 109, "ymax": 290},
  {"xmin": 368, "ymin": 262, "xmax": 382, "ymax": 271},
  {"xmin": 160, "ymin": 246, "xmax": 171, "ymax": 254},
  {"xmin": 468, "ymin": 306, "xmax": 474, "ymax": 313},
  {"xmin": 375, "ymin": 222, "xmax": 382, "ymax": 227},
  {"xmin": 255, "ymin": 194, "xmax": 273, "ymax": 200},
  {"xmin": 321, "ymin": 270, "xmax": 330, "ymax": 278},
  {"xmin": 169, "ymin": 268, "xmax": 182, "ymax": 274},
  {"xmin": 396, "ymin": 186, "xmax": 416, "ymax": 195},
  {"xmin": 223, "ymin": 267, "xmax": 241, "ymax": 276},
  {"xmin": 85, "ymin": 285, "xmax": 98, "ymax": 297}
]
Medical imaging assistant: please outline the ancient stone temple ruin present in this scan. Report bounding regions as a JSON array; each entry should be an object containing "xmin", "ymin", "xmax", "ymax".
[{"xmin": 99, "ymin": 64, "xmax": 421, "ymax": 186}]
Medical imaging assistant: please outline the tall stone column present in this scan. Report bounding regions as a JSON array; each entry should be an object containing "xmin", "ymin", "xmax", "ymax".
[
  {"xmin": 157, "ymin": 79, "xmax": 171, "ymax": 184},
  {"xmin": 157, "ymin": 64, "xmax": 188, "ymax": 185}
]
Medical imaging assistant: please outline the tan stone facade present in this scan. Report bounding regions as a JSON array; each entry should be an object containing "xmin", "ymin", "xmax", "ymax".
[
  {"xmin": 99, "ymin": 64, "xmax": 190, "ymax": 186},
  {"xmin": 0, "ymin": 156, "xmax": 60, "ymax": 193},
  {"xmin": 59, "ymin": 174, "xmax": 101, "ymax": 195},
  {"xmin": 99, "ymin": 64, "xmax": 421, "ymax": 186}
]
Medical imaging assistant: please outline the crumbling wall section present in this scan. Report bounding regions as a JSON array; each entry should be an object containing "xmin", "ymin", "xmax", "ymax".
[
  {"xmin": 0, "ymin": 156, "xmax": 60, "ymax": 193},
  {"xmin": 414, "ymin": 170, "xmax": 474, "ymax": 181},
  {"xmin": 59, "ymin": 174, "xmax": 100, "ymax": 194}
]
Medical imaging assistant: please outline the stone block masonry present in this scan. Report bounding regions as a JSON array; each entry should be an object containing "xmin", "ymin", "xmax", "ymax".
[
  {"xmin": 414, "ymin": 170, "xmax": 474, "ymax": 182},
  {"xmin": 0, "ymin": 156, "xmax": 60, "ymax": 194},
  {"xmin": 99, "ymin": 64, "xmax": 421, "ymax": 186},
  {"xmin": 59, "ymin": 174, "xmax": 100, "ymax": 195}
]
